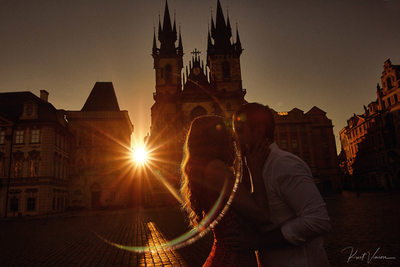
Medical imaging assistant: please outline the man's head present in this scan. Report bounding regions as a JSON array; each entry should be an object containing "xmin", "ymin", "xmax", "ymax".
[{"xmin": 233, "ymin": 103, "xmax": 275, "ymax": 153}]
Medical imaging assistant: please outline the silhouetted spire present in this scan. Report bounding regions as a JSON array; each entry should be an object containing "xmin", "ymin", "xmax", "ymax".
[
  {"xmin": 211, "ymin": 15, "xmax": 216, "ymax": 39},
  {"xmin": 226, "ymin": 11, "xmax": 232, "ymax": 38},
  {"xmin": 207, "ymin": 29, "xmax": 212, "ymax": 50},
  {"xmin": 163, "ymin": 0, "xmax": 172, "ymax": 33},
  {"xmin": 235, "ymin": 24, "xmax": 242, "ymax": 51},
  {"xmin": 216, "ymin": 0, "xmax": 225, "ymax": 28},
  {"xmin": 208, "ymin": 0, "xmax": 233, "ymax": 53},
  {"xmin": 178, "ymin": 25, "xmax": 183, "ymax": 56},
  {"xmin": 173, "ymin": 11, "xmax": 177, "ymax": 35},
  {"xmin": 158, "ymin": 0, "xmax": 178, "ymax": 55},
  {"xmin": 158, "ymin": 15, "xmax": 162, "ymax": 40},
  {"xmin": 152, "ymin": 27, "xmax": 158, "ymax": 56}
]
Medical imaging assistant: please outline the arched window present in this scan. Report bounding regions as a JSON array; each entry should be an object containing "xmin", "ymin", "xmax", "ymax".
[
  {"xmin": 222, "ymin": 61, "xmax": 231, "ymax": 79},
  {"xmin": 190, "ymin": 106, "xmax": 207, "ymax": 121},
  {"xmin": 165, "ymin": 64, "xmax": 172, "ymax": 83}
]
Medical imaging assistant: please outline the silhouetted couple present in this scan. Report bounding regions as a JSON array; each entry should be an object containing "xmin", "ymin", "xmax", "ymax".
[{"xmin": 181, "ymin": 103, "xmax": 331, "ymax": 267}]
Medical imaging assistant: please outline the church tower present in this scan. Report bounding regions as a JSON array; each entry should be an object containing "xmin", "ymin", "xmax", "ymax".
[
  {"xmin": 151, "ymin": 0, "xmax": 183, "ymax": 148},
  {"xmin": 207, "ymin": 0, "xmax": 245, "ymax": 116}
]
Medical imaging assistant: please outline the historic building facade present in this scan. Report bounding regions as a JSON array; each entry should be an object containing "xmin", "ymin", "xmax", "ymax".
[
  {"xmin": 0, "ymin": 91, "xmax": 70, "ymax": 217},
  {"xmin": 339, "ymin": 59, "xmax": 400, "ymax": 190},
  {"xmin": 146, "ymin": 0, "xmax": 341, "ymax": 205},
  {"xmin": 67, "ymin": 82, "xmax": 133, "ymax": 209},
  {"xmin": 0, "ymin": 83, "xmax": 133, "ymax": 216},
  {"xmin": 273, "ymin": 107, "xmax": 341, "ymax": 192}
]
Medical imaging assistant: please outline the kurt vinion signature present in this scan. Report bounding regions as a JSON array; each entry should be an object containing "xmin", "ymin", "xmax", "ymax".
[{"xmin": 341, "ymin": 246, "xmax": 397, "ymax": 264}]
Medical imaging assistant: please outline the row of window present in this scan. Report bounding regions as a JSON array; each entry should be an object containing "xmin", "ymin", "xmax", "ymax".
[
  {"xmin": 0, "ymin": 129, "xmax": 41, "ymax": 145},
  {"xmin": 9, "ymin": 197, "xmax": 36, "ymax": 212},
  {"xmin": 348, "ymin": 120, "xmax": 376, "ymax": 140},
  {"xmin": 382, "ymin": 93, "xmax": 399, "ymax": 109},
  {"xmin": 9, "ymin": 196, "xmax": 67, "ymax": 213}
]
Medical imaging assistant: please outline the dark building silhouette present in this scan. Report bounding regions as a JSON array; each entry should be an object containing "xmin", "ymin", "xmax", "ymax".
[
  {"xmin": 146, "ymin": 0, "xmax": 341, "ymax": 205},
  {"xmin": 339, "ymin": 59, "xmax": 400, "ymax": 190},
  {"xmin": 67, "ymin": 82, "xmax": 133, "ymax": 209}
]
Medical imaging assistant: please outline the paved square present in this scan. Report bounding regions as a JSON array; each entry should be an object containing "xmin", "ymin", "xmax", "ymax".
[{"xmin": 0, "ymin": 192, "xmax": 399, "ymax": 266}]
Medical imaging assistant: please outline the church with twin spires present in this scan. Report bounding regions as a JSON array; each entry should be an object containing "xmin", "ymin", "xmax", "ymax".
[
  {"xmin": 148, "ymin": 0, "xmax": 245, "ymax": 189},
  {"xmin": 146, "ymin": 0, "xmax": 341, "ymax": 205}
]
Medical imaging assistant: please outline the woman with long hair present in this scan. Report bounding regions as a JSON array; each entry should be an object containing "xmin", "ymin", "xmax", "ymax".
[{"xmin": 181, "ymin": 115, "xmax": 270, "ymax": 267}]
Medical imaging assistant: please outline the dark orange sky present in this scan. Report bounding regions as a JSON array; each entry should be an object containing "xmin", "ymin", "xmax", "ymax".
[{"xmin": 1, "ymin": 0, "xmax": 399, "ymax": 151}]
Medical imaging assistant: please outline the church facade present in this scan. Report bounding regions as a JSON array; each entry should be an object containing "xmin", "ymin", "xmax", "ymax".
[{"xmin": 146, "ymin": 0, "xmax": 341, "ymax": 206}]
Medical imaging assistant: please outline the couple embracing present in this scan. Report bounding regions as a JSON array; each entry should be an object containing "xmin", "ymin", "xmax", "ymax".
[{"xmin": 180, "ymin": 103, "xmax": 331, "ymax": 267}]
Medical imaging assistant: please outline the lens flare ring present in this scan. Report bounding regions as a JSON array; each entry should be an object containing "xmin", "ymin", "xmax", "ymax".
[{"xmin": 94, "ymin": 149, "xmax": 242, "ymax": 253}]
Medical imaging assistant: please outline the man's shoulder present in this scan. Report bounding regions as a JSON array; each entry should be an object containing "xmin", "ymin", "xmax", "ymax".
[{"xmin": 266, "ymin": 144, "xmax": 312, "ymax": 180}]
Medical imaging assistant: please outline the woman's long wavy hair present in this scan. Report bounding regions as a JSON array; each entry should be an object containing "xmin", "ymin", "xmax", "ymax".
[{"xmin": 181, "ymin": 115, "xmax": 238, "ymax": 227}]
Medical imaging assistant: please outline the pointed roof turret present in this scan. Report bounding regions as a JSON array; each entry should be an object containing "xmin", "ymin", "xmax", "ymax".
[
  {"xmin": 235, "ymin": 24, "xmax": 242, "ymax": 52},
  {"xmin": 152, "ymin": 27, "xmax": 158, "ymax": 56},
  {"xmin": 158, "ymin": 0, "xmax": 178, "ymax": 55},
  {"xmin": 173, "ymin": 11, "xmax": 177, "ymax": 35},
  {"xmin": 207, "ymin": 28, "xmax": 212, "ymax": 50},
  {"xmin": 158, "ymin": 15, "xmax": 162, "ymax": 41},
  {"xmin": 226, "ymin": 11, "xmax": 232, "ymax": 38},
  {"xmin": 82, "ymin": 82, "xmax": 120, "ymax": 111},
  {"xmin": 211, "ymin": 13, "xmax": 216, "ymax": 39},
  {"xmin": 208, "ymin": 0, "xmax": 233, "ymax": 54},
  {"xmin": 162, "ymin": 0, "xmax": 173, "ymax": 33},
  {"xmin": 216, "ymin": 0, "xmax": 226, "ymax": 29},
  {"xmin": 178, "ymin": 25, "xmax": 183, "ymax": 56}
]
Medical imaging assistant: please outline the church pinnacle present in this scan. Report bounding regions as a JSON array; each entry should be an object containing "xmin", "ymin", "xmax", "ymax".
[{"xmin": 154, "ymin": 0, "xmax": 181, "ymax": 57}]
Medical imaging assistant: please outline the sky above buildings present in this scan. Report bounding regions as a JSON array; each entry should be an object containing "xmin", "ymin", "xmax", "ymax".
[{"xmin": 1, "ymin": 0, "xmax": 399, "ymax": 151}]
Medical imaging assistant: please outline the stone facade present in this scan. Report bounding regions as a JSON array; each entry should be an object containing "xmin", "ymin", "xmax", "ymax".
[
  {"xmin": 274, "ymin": 107, "xmax": 342, "ymax": 192},
  {"xmin": 0, "ymin": 83, "xmax": 134, "ymax": 216},
  {"xmin": 0, "ymin": 91, "xmax": 70, "ymax": 217},
  {"xmin": 339, "ymin": 59, "xmax": 400, "ymax": 190}
]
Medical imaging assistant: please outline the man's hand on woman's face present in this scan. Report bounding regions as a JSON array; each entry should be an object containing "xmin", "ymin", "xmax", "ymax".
[{"xmin": 246, "ymin": 139, "xmax": 270, "ymax": 177}]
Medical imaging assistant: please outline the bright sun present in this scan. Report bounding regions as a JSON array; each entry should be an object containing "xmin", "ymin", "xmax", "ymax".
[{"xmin": 133, "ymin": 146, "xmax": 149, "ymax": 164}]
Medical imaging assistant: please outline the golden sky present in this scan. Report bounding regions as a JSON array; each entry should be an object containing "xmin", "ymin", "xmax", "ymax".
[{"xmin": 1, "ymin": 0, "xmax": 399, "ymax": 151}]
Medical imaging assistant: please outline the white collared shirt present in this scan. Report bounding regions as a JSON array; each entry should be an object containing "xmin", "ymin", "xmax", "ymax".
[{"xmin": 259, "ymin": 143, "xmax": 331, "ymax": 267}]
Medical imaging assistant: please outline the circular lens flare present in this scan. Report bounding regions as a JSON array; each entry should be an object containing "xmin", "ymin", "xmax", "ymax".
[
  {"xmin": 133, "ymin": 146, "xmax": 148, "ymax": 164},
  {"xmin": 95, "ymin": 148, "xmax": 243, "ymax": 253}
]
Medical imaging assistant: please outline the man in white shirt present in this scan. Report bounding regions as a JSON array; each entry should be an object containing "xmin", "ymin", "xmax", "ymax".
[{"xmin": 230, "ymin": 103, "xmax": 331, "ymax": 267}]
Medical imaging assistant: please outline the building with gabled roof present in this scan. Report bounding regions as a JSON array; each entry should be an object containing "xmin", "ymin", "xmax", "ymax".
[
  {"xmin": 66, "ymin": 82, "xmax": 133, "ymax": 209},
  {"xmin": 0, "ymin": 82, "xmax": 134, "ymax": 216},
  {"xmin": 0, "ymin": 90, "xmax": 71, "ymax": 217},
  {"xmin": 339, "ymin": 59, "xmax": 400, "ymax": 190},
  {"xmin": 274, "ymin": 107, "xmax": 342, "ymax": 192}
]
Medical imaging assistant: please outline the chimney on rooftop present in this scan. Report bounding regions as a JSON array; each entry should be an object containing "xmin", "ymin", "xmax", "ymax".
[{"xmin": 40, "ymin": 90, "xmax": 49, "ymax": 102}]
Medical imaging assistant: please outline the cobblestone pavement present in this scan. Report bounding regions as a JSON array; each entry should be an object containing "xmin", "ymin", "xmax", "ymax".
[{"xmin": 0, "ymin": 191, "xmax": 399, "ymax": 267}]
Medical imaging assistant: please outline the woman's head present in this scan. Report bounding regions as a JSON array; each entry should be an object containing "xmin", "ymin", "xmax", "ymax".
[{"xmin": 181, "ymin": 115, "xmax": 236, "ymax": 226}]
